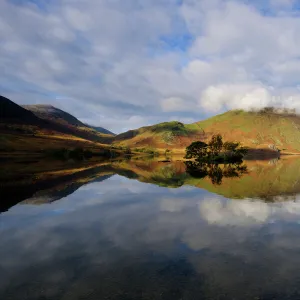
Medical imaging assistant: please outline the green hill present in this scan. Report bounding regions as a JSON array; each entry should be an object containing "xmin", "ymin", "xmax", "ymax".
[{"xmin": 114, "ymin": 109, "xmax": 300, "ymax": 154}]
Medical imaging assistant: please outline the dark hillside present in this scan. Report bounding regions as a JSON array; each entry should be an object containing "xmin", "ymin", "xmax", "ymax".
[{"xmin": 0, "ymin": 95, "xmax": 40, "ymax": 124}]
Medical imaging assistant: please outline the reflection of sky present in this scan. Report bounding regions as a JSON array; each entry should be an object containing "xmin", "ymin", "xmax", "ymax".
[{"xmin": 2, "ymin": 175, "xmax": 300, "ymax": 299}]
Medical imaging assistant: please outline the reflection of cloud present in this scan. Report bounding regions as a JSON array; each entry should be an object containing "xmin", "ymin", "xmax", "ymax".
[
  {"xmin": 199, "ymin": 198, "xmax": 270, "ymax": 226},
  {"xmin": 282, "ymin": 201, "xmax": 300, "ymax": 215},
  {"xmin": 3, "ymin": 176, "xmax": 300, "ymax": 299},
  {"xmin": 199, "ymin": 197, "xmax": 300, "ymax": 227}
]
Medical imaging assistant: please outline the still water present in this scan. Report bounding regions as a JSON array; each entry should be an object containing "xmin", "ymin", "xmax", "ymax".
[{"xmin": 1, "ymin": 158, "xmax": 300, "ymax": 299}]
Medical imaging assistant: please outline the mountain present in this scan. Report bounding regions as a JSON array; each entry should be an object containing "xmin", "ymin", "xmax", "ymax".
[
  {"xmin": 87, "ymin": 124, "xmax": 115, "ymax": 136},
  {"xmin": 23, "ymin": 104, "xmax": 114, "ymax": 142},
  {"xmin": 0, "ymin": 95, "xmax": 113, "ymax": 153},
  {"xmin": 114, "ymin": 109, "xmax": 300, "ymax": 154}
]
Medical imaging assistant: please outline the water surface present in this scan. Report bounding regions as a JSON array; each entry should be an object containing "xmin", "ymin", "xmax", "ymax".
[{"xmin": 1, "ymin": 158, "xmax": 300, "ymax": 299}]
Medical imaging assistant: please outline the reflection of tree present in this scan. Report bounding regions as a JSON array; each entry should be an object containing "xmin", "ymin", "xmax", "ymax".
[
  {"xmin": 150, "ymin": 165, "xmax": 186, "ymax": 188},
  {"xmin": 185, "ymin": 161, "xmax": 248, "ymax": 185}
]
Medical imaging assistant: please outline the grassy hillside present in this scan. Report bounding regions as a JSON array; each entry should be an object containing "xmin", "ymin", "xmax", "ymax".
[
  {"xmin": 114, "ymin": 109, "xmax": 300, "ymax": 154},
  {"xmin": 114, "ymin": 121, "xmax": 203, "ymax": 152}
]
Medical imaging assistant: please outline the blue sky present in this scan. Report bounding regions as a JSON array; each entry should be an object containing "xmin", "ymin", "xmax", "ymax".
[{"xmin": 1, "ymin": 0, "xmax": 300, "ymax": 132}]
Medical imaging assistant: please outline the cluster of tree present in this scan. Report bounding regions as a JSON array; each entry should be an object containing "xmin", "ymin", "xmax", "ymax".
[
  {"xmin": 50, "ymin": 147, "xmax": 93, "ymax": 160},
  {"xmin": 185, "ymin": 161, "xmax": 248, "ymax": 185},
  {"xmin": 49, "ymin": 147, "xmax": 120, "ymax": 160},
  {"xmin": 111, "ymin": 145, "xmax": 160, "ymax": 156},
  {"xmin": 185, "ymin": 134, "xmax": 248, "ymax": 163},
  {"xmin": 132, "ymin": 147, "xmax": 159, "ymax": 156},
  {"xmin": 258, "ymin": 106, "xmax": 296, "ymax": 115}
]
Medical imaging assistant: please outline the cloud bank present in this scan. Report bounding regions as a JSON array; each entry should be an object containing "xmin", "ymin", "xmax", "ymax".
[{"xmin": 1, "ymin": 0, "xmax": 300, "ymax": 132}]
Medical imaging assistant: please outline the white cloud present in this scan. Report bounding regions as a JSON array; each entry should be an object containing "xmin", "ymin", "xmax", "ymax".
[
  {"xmin": 199, "ymin": 84, "xmax": 273, "ymax": 112},
  {"xmin": 2, "ymin": 0, "xmax": 300, "ymax": 132}
]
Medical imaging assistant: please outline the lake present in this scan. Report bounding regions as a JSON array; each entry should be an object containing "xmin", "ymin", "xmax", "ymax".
[{"xmin": 1, "ymin": 157, "xmax": 300, "ymax": 299}]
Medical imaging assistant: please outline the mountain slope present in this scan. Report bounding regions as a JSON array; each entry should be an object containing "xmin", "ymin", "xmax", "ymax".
[
  {"xmin": 0, "ymin": 95, "xmax": 40, "ymax": 124},
  {"xmin": 191, "ymin": 109, "xmax": 300, "ymax": 153},
  {"xmin": 114, "ymin": 109, "xmax": 300, "ymax": 153},
  {"xmin": 23, "ymin": 104, "xmax": 87, "ymax": 127}
]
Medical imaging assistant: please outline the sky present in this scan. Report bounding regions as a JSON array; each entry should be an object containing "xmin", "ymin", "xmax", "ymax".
[{"xmin": 1, "ymin": 0, "xmax": 300, "ymax": 133}]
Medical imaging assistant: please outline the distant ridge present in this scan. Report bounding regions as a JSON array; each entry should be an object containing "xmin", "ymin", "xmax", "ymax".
[{"xmin": 85, "ymin": 124, "xmax": 115, "ymax": 136}]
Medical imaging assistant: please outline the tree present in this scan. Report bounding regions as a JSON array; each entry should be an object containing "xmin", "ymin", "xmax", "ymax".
[
  {"xmin": 185, "ymin": 141, "xmax": 208, "ymax": 159},
  {"xmin": 208, "ymin": 134, "xmax": 223, "ymax": 156}
]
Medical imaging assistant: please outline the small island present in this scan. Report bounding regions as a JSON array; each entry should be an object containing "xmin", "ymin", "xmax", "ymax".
[{"xmin": 185, "ymin": 134, "xmax": 248, "ymax": 163}]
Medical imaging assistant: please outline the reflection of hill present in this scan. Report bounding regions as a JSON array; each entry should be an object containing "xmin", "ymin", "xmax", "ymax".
[
  {"xmin": 111, "ymin": 157, "xmax": 300, "ymax": 200},
  {"xmin": 192, "ymin": 158, "xmax": 300, "ymax": 200},
  {"xmin": 110, "ymin": 160, "xmax": 188, "ymax": 188},
  {"xmin": 1, "ymin": 161, "xmax": 114, "ymax": 212},
  {"xmin": 3, "ymin": 156, "xmax": 300, "ymax": 212},
  {"xmin": 21, "ymin": 174, "xmax": 112, "ymax": 205}
]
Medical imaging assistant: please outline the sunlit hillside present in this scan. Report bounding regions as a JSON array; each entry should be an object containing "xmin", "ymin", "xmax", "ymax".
[{"xmin": 114, "ymin": 109, "xmax": 300, "ymax": 154}]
